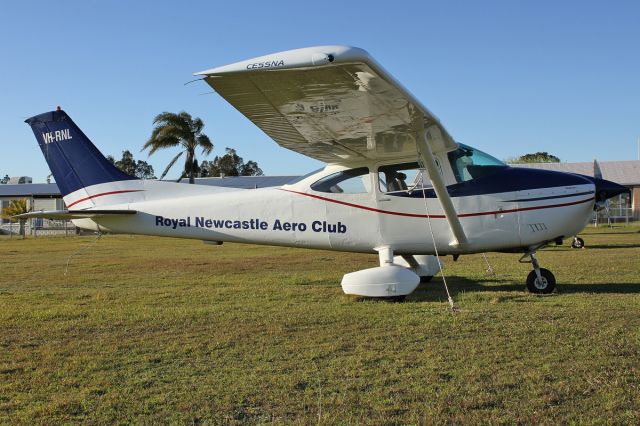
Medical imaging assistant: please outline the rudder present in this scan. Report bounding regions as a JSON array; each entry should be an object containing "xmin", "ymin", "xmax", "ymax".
[{"xmin": 25, "ymin": 108, "xmax": 137, "ymax": 199}]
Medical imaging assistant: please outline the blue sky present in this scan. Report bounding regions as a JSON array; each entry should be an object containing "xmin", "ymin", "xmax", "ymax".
[{"xmin": 1, "ymin": 0, "xmax": 639, "ymax": 182}]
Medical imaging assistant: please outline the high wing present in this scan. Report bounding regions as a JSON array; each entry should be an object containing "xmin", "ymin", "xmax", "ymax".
[
  {"xmin": 195, "ymin": 46, "xmax": 457, "ymax": 164},
  {"xmin": 196, "ymin": 46, "xmax": 468, "ymax": 246}
]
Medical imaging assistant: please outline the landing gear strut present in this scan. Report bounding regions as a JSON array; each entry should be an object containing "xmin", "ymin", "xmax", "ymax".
[{"xmin": 521, "ymin": 251, "xmax": 556, "ymax": 294}]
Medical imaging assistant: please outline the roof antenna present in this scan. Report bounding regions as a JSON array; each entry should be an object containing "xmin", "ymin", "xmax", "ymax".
[{"xmin": 56, "ymin": 106, "xmax": 61, "ymax": 111}]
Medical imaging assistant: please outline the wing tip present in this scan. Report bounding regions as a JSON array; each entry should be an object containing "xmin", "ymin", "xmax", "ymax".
[{"xmin": 194, "ymin": 45, "xmax": 370, "ymax": 76}]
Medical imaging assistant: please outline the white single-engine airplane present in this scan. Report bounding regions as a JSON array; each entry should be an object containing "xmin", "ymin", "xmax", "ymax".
[{"xmin": 22, "ymin": 46, "xmax": 627, "ymax": 298}]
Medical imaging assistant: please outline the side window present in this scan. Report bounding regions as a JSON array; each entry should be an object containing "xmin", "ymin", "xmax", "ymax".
[
  {"xmin": 378, "ymin": 162, "xmax": 433, "ymax": 193},
  {"xmin": 310, "ymin": 167, "xmax": 370, "ymax": 194}
]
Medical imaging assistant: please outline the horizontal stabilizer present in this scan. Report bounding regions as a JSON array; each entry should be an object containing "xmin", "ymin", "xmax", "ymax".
[{"xmin": 14, "ymin": 210, "xmax": 137, "ymax": 220}]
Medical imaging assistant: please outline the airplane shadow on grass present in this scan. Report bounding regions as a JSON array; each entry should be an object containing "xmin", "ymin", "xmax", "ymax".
[
  {"xmin": 404, "ymin": 275, "xmax": 640, "ymax": 303},
  {"xmin": 408, "ymin": 276, "xmax": 520, "ymax": 303},
  {"xmin": 579, "ymin": 243, "xmax": 640, "ymax": 249},
  {"xmin": 581, "ymin": 230, "xmax": 640, "ymax": 235}
]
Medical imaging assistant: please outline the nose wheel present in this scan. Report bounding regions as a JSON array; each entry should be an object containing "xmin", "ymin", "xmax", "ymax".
[
  {"xmin": 522, "ymin": 251, "xmax": 556, "ymax": 294},
  {"xmin": 526, "ymin": 268, "xmax": 556, "ymax": 293}
]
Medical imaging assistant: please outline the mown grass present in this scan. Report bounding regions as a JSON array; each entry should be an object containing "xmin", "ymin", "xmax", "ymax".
[{"xmin": 1, "ymin": 225, "xmax": 639, "ymax": 424}]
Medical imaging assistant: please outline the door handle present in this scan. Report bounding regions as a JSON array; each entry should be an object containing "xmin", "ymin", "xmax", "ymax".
[{"xmin": 378, "ymin": 198, "xmax": 391, "ymax": 202}]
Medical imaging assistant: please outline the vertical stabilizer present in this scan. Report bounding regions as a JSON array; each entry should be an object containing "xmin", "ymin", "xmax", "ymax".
[{"xmin": 25, "ymin": 109, "xmax": 138, "ymax": 206}]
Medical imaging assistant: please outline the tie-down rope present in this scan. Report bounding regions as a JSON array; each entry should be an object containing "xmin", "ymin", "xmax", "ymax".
[
  {"xmin": 415, "ymin": 164, "xmax": 456, "ymax": 312},
  {"xmin": 64, "ymin": 232, "xmax": 102, "ymax": 276}
]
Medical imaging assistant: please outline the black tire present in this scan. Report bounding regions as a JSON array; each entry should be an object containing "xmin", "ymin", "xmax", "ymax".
[
  {"xmin": 571, "ymin": 237, "xmax": 585, "ymax": 249},
  {"xmin": 526, "ymin": 268, "xmax": 556, "ymax": 294},
  {"xmin": 420, "ymin": 276, "xmax": 433, "ymax": 283}
]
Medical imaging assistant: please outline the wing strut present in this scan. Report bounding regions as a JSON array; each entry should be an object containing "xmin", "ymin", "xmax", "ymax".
[{"xmin": 415, "ymin": 128, "xmax": 468, "ymax": 248}]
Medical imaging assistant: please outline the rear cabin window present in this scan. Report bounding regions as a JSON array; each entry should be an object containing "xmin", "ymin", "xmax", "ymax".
[{"xmin": 310, "ymin": 167, "xmax": 370, "ymax": 194}]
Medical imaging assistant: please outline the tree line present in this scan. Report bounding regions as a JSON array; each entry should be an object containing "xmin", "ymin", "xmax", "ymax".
[
  {"xmin": 105, "ymin": 111, "xmax": 263, "ymax": 182},
  {"xmin": 141, "ymin": 111, "xmax": 262, "ymax": 183},
  {"xmin": 506, "ymin": 152, "xmax": 560, "ymax": 164},
  {"xmin": 106, "ymin": 146, "xmax": 263, "ymax": 181}
]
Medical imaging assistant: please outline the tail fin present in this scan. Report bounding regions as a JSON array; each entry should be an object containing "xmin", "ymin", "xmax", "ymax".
[{"xmin": 25, "ymin": 109, "xmax": 137, "ymax": 198}]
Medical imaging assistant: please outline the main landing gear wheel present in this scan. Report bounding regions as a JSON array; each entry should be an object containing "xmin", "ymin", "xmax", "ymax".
[
  {"xmin": 571, "ymin": 237, "xmax": 585, "ymax": 249},
  {"xmin": 526, "ymin": 268, "xmax": 556, "ymax": 294}
]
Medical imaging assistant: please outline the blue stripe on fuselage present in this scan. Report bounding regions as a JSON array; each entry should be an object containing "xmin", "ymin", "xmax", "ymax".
[
  {"xmin": 503, "ymin": 190, "xmax": 594, "ymax": 203},
  {"xmin": 388, "ymin": 167, "xmax": 593, "ymax": 199}
]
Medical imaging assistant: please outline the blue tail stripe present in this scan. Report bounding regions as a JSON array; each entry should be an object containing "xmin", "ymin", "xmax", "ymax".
[{"xmin": 25, "ymin": 110, "xmax": 137, "ymax": 197}]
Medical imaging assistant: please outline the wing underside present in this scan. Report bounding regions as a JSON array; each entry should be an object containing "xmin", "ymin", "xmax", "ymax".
[{"xmin": 197, "ymin": 46, "xmax": 456, "ymax": 164}]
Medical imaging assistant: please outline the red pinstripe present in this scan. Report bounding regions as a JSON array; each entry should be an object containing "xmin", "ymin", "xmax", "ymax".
[
  {"xmin": 65, "ymin": 190, "xmax": 145, "ymax": 208},
  {"xmin": 279, "ymin": 188, "xmax": 594, "ymax": 219}
]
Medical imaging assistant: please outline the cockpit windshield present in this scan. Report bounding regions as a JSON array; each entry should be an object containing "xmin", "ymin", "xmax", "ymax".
[{"xmin": 447, "ymin": 143, "xmax": 507, "ymax": 183}]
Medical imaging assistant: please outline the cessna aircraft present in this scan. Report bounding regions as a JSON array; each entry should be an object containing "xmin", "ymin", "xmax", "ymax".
[{"xmin": 21, "ymin": 46, "xmax": 627, "ymax": 299}]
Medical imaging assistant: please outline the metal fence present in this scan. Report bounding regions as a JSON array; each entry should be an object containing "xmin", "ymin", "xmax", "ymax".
[
  {"xmin": 592, "ymin": 193, "xmax": 634, "ymax": 226},
  {"xmin": 0, "ymin": 218, "xmax": 78, "ymax": 237},
  {"xmin": 592, "ymin": 208, "xmax": 634, "ymax": 226}
]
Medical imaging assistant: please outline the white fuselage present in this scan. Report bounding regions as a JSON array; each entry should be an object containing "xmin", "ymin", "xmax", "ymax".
[{"xmin": 72, "ymin": 163, "xmax": 595, "ymax": 255}]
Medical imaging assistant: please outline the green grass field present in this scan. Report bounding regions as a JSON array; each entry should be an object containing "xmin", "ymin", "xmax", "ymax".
[{"xmin": 1, "ymin": 225, "xmax": 639, "ymax": 424}]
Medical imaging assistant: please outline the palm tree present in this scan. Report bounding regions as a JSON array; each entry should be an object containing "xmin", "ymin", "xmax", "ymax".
[
  {"xmin": 142, "ymin": 111, "xmax": 213, "ymax": 184},
  {"xmin": 1, "ymin": 198, "xmax": 29, "ymax": 238}
]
